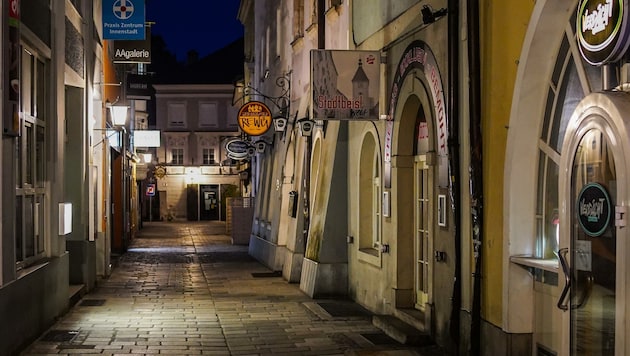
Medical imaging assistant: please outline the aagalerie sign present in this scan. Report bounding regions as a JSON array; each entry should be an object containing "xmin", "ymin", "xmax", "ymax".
[{"xmin": 577, "ymin": 0, "xmax": 630, "ymax": 65}]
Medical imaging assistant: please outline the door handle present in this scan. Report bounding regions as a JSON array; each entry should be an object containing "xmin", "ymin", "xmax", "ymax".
[
  {"xmin": 556, "ymin": 247, "xmax": 594, "ymax": 311},
  {"xmin": 557, "ymin": 248, "xmax": 571, "ymax": 311},
  {"xmin": 573, "ymin": 272, "xmax": 593, "ymax": 309}
]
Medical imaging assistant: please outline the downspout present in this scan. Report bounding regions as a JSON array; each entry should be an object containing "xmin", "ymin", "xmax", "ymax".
[
  {"xmin": 447, "ymin": 0, "xmax": 462, "ymax": 352},
  {"xmin": 468, "ymin": 1, "xmax": 484, "ymax": 355},
  {"xmin": 303, "ymin": 0, "xmax": 325, "ymax": 248}
]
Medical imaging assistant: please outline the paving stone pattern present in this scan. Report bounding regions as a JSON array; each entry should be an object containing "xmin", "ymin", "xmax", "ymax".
[{"xmin": 21, "ymin": 221, "xmax": 445, "ymax": 356}]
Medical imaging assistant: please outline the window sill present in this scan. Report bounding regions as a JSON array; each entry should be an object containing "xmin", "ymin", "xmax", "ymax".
[
  {"xmin": 17, "ymin": 260, "xmax": 51, "ymax": 280},
  {"xmin": 358, "ymin": 247, "xmax": 381, "ymax": 267},
  {"xmin": 510, "ymin": 255, "xmax": 558, "ymax": 273}
]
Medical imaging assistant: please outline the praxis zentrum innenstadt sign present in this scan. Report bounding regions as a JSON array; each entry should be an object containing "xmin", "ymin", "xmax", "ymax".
[
  {"xmin": 237, "ymin": 101, "xmax": 272, "ymax": 136},
  {"xmin": 577, "ymin": 0, "xmax": 630, "ymax": 65}
]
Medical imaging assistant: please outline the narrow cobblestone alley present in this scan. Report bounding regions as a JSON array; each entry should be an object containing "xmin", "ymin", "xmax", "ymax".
[{"xmin": 20, "ymin": 221, "xmax": 445, "ymax": 356}]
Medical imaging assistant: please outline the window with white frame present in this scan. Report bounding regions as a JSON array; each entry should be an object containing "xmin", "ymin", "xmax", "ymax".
[
  {"xmin": 16, "ymin": 46, "xmax": 48, "ymax": 270},
  {"xmin": 199, "ymin": 102, "xmax": 218, "ymax": 128},
  {"xmin": 534, "ymin": 4, "xmax": 602, "ymax": 284},
  {"xmin": 202, "ymin": 148, "xmax": 216, "ymax": 165},
  {"xmin": 167, "ymin": 102, "xmax": 187, "ymax": 128},
  {"xmin": 359, "ymin": 132, "xmax": 380, "ymax": 252}
]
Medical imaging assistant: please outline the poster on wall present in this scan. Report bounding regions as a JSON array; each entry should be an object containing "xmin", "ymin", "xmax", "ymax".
[{"xmin": 311, "ymin": 50, "xmax": 381, "ymax": 120}]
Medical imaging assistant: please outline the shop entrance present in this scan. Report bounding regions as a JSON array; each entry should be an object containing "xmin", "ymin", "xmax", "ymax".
[
  {"xmin": 414, "ymin": 155, "xmax": 432, "ymax": 310},
  {"xmin": 200, "ymin": 184, "xmax": 220, "ymax": 220},
  {"xmin": 559, "ymin": 94, "xmax": 630, "ymax": 355}
]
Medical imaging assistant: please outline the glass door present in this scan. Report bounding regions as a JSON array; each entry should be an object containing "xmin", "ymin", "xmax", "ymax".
[
  {"xmin": 561, "ymin": 128, "xmax": 617, "ymax": 354},
  {"xmin": 414, "ymin": 156, "xmax": 431, "ymax": 309}
]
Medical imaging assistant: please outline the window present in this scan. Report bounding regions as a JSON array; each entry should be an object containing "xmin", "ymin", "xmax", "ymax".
[
  {"xmin": 203, "ymin": 148, "xmax": 216, "ymax": 165},
  {"xmin": 16, "ymin": 46, "xmax": 48, "ymax": 270},
  {"xmin": 199, "ymin": 102, "xmax": 218, "ymax": 128},
  {"xmin": 171, "ymin": 148, "xmax": 184, "ymax": 165},
  {"xmin": 293, "ymin": 0, "xmax": 304, "ymax": 39},
  {"xmin": 359, "ymin": 132, "xmax": 380, "ymax": 253},
  {"xmin": 227, "ymin": 104, "xmax": 239, "ymax": 128},
  {"xmin": 167, "ymin": 102, "xmax": 187, "ymax": 128},
  {"xmin": 535, "ymin": 5, "xmax": 601, "ymax": 280}
]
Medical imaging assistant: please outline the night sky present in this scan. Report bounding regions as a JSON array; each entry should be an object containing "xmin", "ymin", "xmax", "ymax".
[{"xmin": 146, "ymin": 1, "xmax": 244, "ymax": 61}]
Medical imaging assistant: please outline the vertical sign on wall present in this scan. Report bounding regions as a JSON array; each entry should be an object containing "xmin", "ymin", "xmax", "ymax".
[{"xmin": 4, "ymin": 0, "xmax": 20, "ymax": 136}]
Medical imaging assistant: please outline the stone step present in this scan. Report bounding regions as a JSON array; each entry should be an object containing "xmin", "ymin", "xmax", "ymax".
[{"xmin": 373, "ymin": 314, "xmax": 434, "ymax": 347}]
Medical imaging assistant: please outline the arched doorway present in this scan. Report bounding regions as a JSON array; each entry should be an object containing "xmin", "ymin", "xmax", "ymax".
[
  {"xmin": 558, "ymin": 93, "xmax": 630, "ymax": 355},
  {"xmin": 394, "ymin": 74, "xmax": 437, "ymax": 320}
]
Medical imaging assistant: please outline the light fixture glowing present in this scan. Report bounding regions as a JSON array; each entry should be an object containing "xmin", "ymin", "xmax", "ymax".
[{"xmin": 109, "ymin": 104, "xmax": 129, "ymax": 127}]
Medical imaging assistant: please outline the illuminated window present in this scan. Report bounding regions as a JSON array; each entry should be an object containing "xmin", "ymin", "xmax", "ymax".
[{"xmin": 203, "ymin": 148, "xmax": 216, "ymax": 165}]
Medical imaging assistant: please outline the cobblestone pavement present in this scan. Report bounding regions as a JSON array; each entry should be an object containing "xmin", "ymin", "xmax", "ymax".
[{"xmin": 21, "ymin": 221, "xmax": 446, "ymax": 356}]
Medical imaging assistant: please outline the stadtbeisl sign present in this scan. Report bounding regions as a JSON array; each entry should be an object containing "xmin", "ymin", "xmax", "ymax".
[
  {"xmin": 237, "ymin": 101, "xmax": 272, "ymax": 136},
  {"xmin": 577, "ymin": 0, "xmax": 630, "ymax": 65},
  {"xmin": 311, "ymin": 50, "xmax": 380, "ymax": 120},
  {"xmin": 577, "ymin": 183, "xmax": 612, "ymax": 237}
]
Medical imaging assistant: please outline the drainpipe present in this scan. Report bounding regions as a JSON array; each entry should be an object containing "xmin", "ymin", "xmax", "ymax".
[
  {"xmin": 447, "ymin": 0, "xmax": 462, "ymax": 352},
  {"xmin": 468, "ymin": 1, "xmax": 483, "ymax": 355},
  {"xmin": 302, "ymin": 0, "xmax": 326, "ymax": 248}
]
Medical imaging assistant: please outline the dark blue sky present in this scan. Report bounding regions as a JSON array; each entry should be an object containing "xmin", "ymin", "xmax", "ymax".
[{"xmin": 146, "ymin": 1, "xmax": 244, "ymax": 61}]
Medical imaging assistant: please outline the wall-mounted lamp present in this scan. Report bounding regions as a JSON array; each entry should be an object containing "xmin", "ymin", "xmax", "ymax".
[
  {"xmin": 142, "ymin": 152, "xmax": 153, "ymax": 164},
  {"xmin": 297, "ymin": 118, "xmax": 315, "ymax": 136},
  {"xmin": 108, "ymin": 103, "xmax": 129, "ymax": 127},
  {"xmin": 273, "ymin": 115, "xmax": 288, "ymax": 132},
  {"xmin": 421, "ymin": 5, "xmax": 447, "ymax": 24}
]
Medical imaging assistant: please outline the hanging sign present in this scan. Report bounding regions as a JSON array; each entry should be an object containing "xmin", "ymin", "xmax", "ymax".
[
  {"xmin": 114, "ymin": 26, "xmax": 151, "ymax": 63},
  {"xmin": 225, "ymin": 138, "xmax": 251, "ymax": 160},
  {"xmin": 577, "ymin": 0, "xmax": 630, "ymax": 65},
  {"xmin": 237, "ymin": 101, "xmax": 272, "ymax": 136},
  {"xmin": 577, "ymin": 183, "xmax": 612, "ymax": 237},
  {"xmin": 103, "ymin": 0, "xmax": 145, "ymax": 40},
  {"xmin": 311, "ymin": 50, "xmax": 381, "ymax": 120}
]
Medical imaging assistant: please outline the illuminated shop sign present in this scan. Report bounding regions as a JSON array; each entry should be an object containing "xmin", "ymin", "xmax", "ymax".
[
  {"xmin": 311, "ymin": 50, "xmax": 381, "ymax": 120},
  {"xmin": 103, "ymin": 0, "xmax": 146, "ymax": 40},
  {"xmin": 577, "ymin": 0, "xmax": 630, "ymax": 65},
  {"xmin": 577, "ymin": 183, "xmax": 612, "ymax": 237},
  {"xmin": 237, "ymin": 101, "xmax": 272, "ymax": 136},
  {"xmin": 114, "ymin": 27, "xmax": 152, "ymax": 64}
]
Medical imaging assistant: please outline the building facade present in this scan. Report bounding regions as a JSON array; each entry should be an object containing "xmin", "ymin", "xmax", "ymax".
[
  {"xmin": 240, "ymin": 0, "xmax": 630, "ymax": 355},
  {"xmin": 152, "ymin": 84, "xmax": 243, "ymax": 222},
  {"xmin": 0, "ymin": 1, "xmax": 119, "ymax": 354}
]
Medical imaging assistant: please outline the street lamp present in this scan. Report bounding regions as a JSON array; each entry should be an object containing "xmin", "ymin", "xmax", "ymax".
[{"xmin": 108, "ymin": 103, "xmax": 129, "ymax": 127}]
